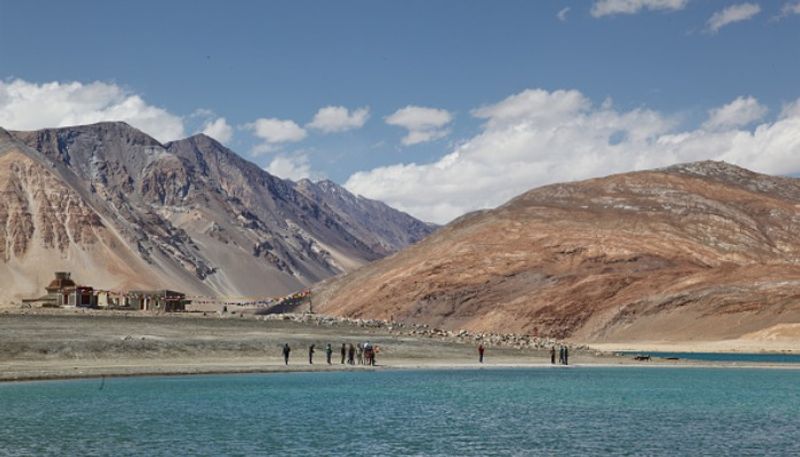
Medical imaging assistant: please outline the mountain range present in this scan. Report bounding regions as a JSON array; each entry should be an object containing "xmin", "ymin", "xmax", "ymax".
[
  {"xmin": 0, "ymin": 122, "xmax": 435, "ymax": 302},
  {"xmin": 6, "ymin": 121, "xmax": 798, "ymax": 347},
  {"xmin": 313, "ymin": 161, "xmax": 800, "ymax": 345}
]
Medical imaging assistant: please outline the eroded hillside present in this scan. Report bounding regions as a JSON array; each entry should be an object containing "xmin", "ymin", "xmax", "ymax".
[{"xmin": 313, "ymin": 162, "xmax": 800, "ymax": 344}]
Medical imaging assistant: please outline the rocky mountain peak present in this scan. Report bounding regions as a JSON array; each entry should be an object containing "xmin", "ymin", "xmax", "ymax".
[
  {"xmin": 36, "ymin": 121, "xmax": 162, "ymax": 147},
  {"xmin": 315, "ymin": 179, "xmax": 341, "ymax": 191},
  {"xmin": 166, "ymin": 132, "xmax": 221, "ymax": 151},
  {"xmin": 660, "ymin": 160, "xmax": 754, "ymax": 179}
]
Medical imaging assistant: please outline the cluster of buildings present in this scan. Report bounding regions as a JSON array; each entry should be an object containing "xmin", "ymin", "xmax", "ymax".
[{"xmin": 23, "ymin": 272, "xmax": 190, "ymax": 312}]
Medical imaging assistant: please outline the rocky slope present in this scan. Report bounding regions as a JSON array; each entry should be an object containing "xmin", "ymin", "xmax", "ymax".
[
  {"xmin": 313, "ymin": 162, "xmax": 800, "ymax": 345},
  {"xmin": 0, "ymin": 122, "xmax": 435, "ymax": 303},
  {"xmin": 293, "ymin": 178, "xmax": 436, "ymax": 256}
]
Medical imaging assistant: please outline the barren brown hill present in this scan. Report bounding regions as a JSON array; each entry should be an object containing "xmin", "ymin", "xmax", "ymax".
[{"xmin": 313, "ymin": 161, "xmax": 800, "ymax": 346}]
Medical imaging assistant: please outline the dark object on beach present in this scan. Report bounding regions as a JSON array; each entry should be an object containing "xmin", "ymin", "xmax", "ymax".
[
  {"xmin": 309, "ymin": 344, "xmax": 315, "ymax": 364},
  {"xmin": 340, "ymin": 343, "xmax": 346, "ymax": 364},
  {"xmin": 634, "ymin": 355, "xmax": 651, "ymax": 361},
  {"xmin": 664, "ymin": 357, "xmax": 680, "ymax": 361},
  {"xmin": 478, "ymin": 344, "xmax": 485, "ymax": 363},
  {"xmin": 564, "ymin": 346, "xmax": 569, "ymax": 365},
  {"xmin": 283, "ymin": 343, "xmax": 291, "ymax": 365},
  {"xmin": 550, "ymin": 346, "xmax": 556, "ymax": 365}
]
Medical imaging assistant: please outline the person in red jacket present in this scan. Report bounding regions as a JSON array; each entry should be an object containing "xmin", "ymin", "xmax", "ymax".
[{"xmin": 478, "ymin": 344, "xmax": 485, "ymax": 363}]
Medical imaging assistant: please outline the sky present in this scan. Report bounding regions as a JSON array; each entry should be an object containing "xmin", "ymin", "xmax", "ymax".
[{"xmin": 1, "ymin": 0, "xmax": 799, "ymax": 223}]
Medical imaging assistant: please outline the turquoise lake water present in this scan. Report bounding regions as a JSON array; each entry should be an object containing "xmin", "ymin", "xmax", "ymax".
[
  {"xmin": 1, "ymin": 367, "xmax": 798, "ymax": 456},
  {"xmin": 618, "ymin": 351, "xmax": 800, "ymax": 364}
]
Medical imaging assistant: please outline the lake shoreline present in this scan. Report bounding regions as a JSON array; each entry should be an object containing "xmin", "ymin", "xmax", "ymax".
[
  {"xmin": 3, "ymin": 309, "xmax": 800, "ymax": 384},
  {"xmin": 5, "ymin": 358, "xmax": 800, "ymax": 385}
]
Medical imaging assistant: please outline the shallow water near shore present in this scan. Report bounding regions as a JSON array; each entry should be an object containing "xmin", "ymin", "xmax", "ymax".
[
  {"xmin": 1, "ymin": 367, "xmax": 798, "ymax": 456},
  {"xmin": 618, "ymin": 351, "xmax": 800, "ymax": 363}
]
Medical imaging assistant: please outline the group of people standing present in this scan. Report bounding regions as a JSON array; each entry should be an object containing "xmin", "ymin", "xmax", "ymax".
[
  {"xmin": 550, "ymin": 345, "xmax": 569, "ymax": 365},
  {"xmin": 281, "ymin": 342, "xmax": 378, "ymax": 366},
  {"xmin": 282, "ymin": 341, "xmax": 571, "ymax": 366},
  {"xmin": 340, "ymin": 342, "xmax": 377, "ymax": 366}
]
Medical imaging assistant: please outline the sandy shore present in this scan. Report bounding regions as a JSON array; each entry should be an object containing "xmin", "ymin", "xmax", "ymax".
[{"xmin": 1, "ymin": 309, "xmax": 798, "ymax": 382}]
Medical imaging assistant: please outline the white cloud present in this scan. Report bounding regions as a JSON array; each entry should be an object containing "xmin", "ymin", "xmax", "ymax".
[
  {"xmin": 190, "ymin": 108, "xmax": 214, "ymax": 119},
  {"xmin": 0, "ymin": 79, "xmax": 185, "ymax": 142},
  {"xmin": 307, "ymin": 105, "xmax": 369, "ymax": 132},
  {"xmin": 781, "ymin": 100, "xmax": 800, "ymax": 119},
  {"xmin": 471, "ymin": 89, "xmax": 591, "ymax": 128},
  {"xmin": 346, "ymin": 88, "xmax": 800, "ymax": 224},
  {"xmin": 265, "ymin": 153, "xmax": 319, "ymax": 181},
  {"xmin": 557, "ymin": 7, "xmax": 571, "ymax": 21},
  {"xmin": 706, "ymin": 3, "xmax": 761, "ymax": 33},
  {"xmin": 250, "ymin": 142, "xmax": 279, "ymax": 157},
  {"xmin": 777, "ymin": 1, "xmax": 800, "ymax": 19},
  {"xmin": 200, "ymin": 117, "xmax": 233, "ymax": 144},
  {"xmin": 385, "ymin": 105, "xmax": 453, "ymax": 145},
  {"xmin": 245, "ymin": 117, "xmax": 307, "ymax": 144},
  {"xmin": 591, "ymin": 0, "xmax": 688, "ymax": 17},
  {"xmin": 703, "ymin": 96, "xmax": 767, "ymax": 130}
]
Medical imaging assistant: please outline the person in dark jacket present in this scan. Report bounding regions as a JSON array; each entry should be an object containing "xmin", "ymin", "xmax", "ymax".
[
  {"xmin": 308, "ymin": 344, "xmax": 315, "ymax": 364},
  {"xmin": 564, "ymin": 346, "xmax": 569, "ymax": 366},
  {"xmin": 325, "ymin": 343, "xmax": 333, "ymax": 364},
  {"xmin": 348, "ymin": 343, "xmax": 355, "ymax": 365},
  {"xmin": 550, "ymin": 346, "xmax": 556, "ymax": 365},
  {"xmin": 340, "ymin": 343, "xmax": 347, "ymax": 364},
  {"xmin": 282, "ymin": 343, "xmax": 291, "ymax": 365},
  {"xmin": 559, "ymin": 346, "xmax": 565, "ymax": 365},
  {"xmin": 478, "ymin": 344, "xmax": 485, "ymax": 363}
]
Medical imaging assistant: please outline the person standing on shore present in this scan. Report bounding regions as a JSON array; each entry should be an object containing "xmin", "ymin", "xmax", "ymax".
[
  {"xmin": 325, "ymin": 343, "xmax": 333, "ymax": 364},
  {"xmin": 282, "ymin": 343, "xmax": 291, "ymax": 365},
  {"xmin": 564, "ymin": 346, "xmax": 569, "ymax": 366},
  {"xmin": 550, "ymin": 346, "xmax": 556, "ymax": 365},
  {"xmin": 364, "ymin": 341, "xmax": 373, "ymax": 366},
  {"xmin": 559, "ymin": 346, "xmax": 565, "ymax": 365},
  {"xmin": 308, "ymin": 344, "xmax": 315, "ymax": 364},
  {"xmin": 348, "ymin": 343, "xmax": 355, "ymax": 365},
  {"xmin": 340, "ymin": 343, "xmax": 346, "ymax": 364},
  {"xmin": 478, "ymin": 344, "xmax": 485, "ymax": 363}
]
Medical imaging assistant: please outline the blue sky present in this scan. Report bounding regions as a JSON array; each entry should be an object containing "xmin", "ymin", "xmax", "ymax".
[{"xmin": 1, "ymin": 0, "xmax": 799, "ymax": 222}]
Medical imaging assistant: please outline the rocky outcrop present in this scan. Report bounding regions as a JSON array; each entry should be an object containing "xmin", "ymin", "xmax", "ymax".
[
  {"xmin": 0, "ymin": 149, "xmax": 105, "ymax": 259},
  {"xmin": 313, "ymin": 161, "xmax": 800, "ymax": 344}
]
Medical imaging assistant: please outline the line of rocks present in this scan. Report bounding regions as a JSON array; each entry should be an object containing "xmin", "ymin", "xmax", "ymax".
[{"xmin": 257, "ymin": 312, "xmax": 586, "ymax": 350}]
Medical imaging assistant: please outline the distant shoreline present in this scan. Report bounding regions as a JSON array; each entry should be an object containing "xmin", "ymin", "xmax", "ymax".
[
  {"xmin": 2, "ymin": 309, "xmax": 800, "ymax": 384},
  {"xmin": 5, "ymin": 360, "xmax": 800, "ymax": 385}
]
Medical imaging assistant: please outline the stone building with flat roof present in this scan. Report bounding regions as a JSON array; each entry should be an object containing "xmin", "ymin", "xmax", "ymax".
[
  {"xmin": 127, "ymin": 290, "xmax": 189, "ymax": 312},
  {"xmin": 23, "ymin": 273, "xmax": 188, "ymax": 311}
]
